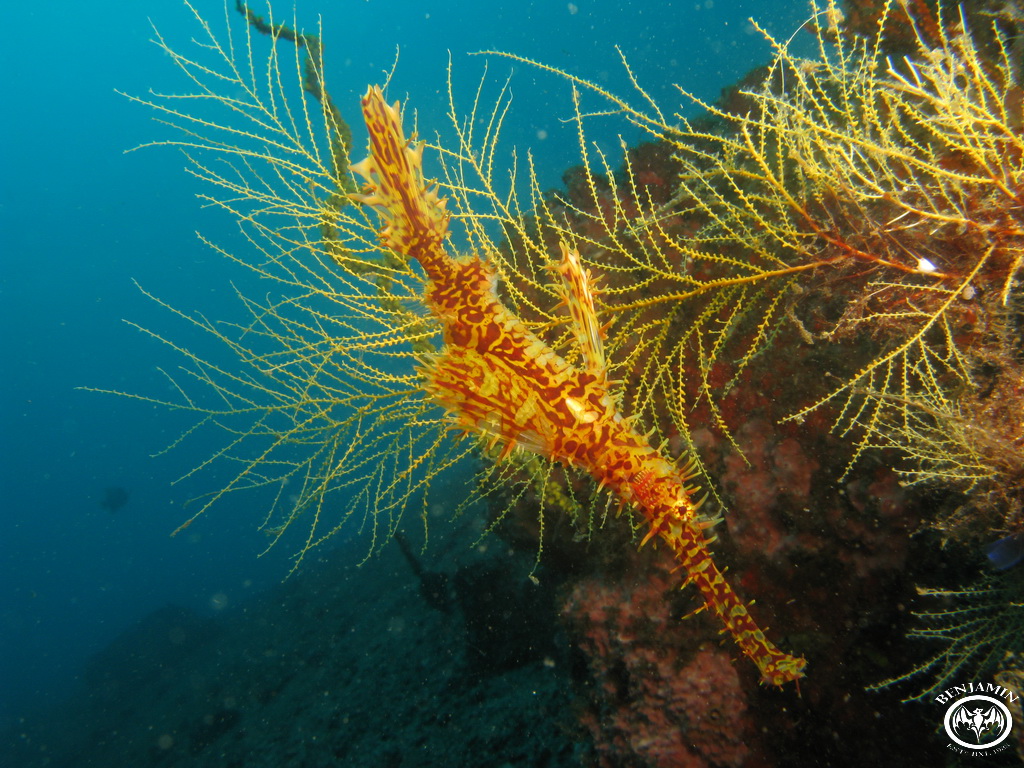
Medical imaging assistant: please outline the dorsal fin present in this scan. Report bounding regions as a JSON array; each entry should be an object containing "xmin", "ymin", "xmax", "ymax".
[{"xmin": 554, "ymin": 242, "xmax": 606, "ymax": 377}]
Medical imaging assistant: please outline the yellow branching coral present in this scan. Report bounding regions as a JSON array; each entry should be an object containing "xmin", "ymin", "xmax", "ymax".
[
  {"xmin": 484, "ymin": 0, "xmax": 1023, "ymax": 510},
  {"xmin": 104, "ymin": 0, "xmax": 1024, "ymax": 695},
  {"xmin": 870, "ymin": 568, "xmax": 1024, "ymax": 701},
  {"xmin": 106, "ymin": 2, "xmax": 473, "ymax": 567}
]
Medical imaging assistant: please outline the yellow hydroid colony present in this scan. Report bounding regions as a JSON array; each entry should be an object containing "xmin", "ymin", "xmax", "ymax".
[
  {"xmin": 104, "ymin": 0, "xmax": 810, "ymax": 684},
  {"xmin": 112, "ymin": 0, "xmax": 1024, "ymax": 694},
  {"xmin": 486, "ymin": 0, "xmax": 1023, "ymax": 494},
  {"xmin": 113, "ymin": 2, "xmax": 475, "ymax": 564}
]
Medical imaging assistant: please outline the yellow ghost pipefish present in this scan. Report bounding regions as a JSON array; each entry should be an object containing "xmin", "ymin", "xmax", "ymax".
[{"xmin": 351, "ymin": 85, "xmax": 807, "ymax": 687}]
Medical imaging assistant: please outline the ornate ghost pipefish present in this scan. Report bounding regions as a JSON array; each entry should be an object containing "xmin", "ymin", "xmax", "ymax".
[{"xmin": 351, "ymin": 85, "xmax": 806, "ymax": 687}]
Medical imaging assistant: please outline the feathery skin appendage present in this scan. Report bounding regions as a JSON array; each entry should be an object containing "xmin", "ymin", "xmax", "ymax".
[{"xmin": 353, "ymin": 84, "xmax": 806, "ymax": 686}]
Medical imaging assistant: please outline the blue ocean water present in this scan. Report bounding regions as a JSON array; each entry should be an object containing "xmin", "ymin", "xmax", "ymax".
[{"xmin": 0, "ymin": 0, "xmax": 810, "ymax": 728}]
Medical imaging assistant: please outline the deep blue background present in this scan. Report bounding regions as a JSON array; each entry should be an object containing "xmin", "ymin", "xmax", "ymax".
[{"xmin": 0, "ymin": 0, "xmax": 810, "ymax": 726}]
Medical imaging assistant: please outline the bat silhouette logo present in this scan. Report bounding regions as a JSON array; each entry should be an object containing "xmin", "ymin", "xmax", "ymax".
[
  {"xmin": 943, "ymin": 695, "xmax": 1013, "ymax": 749},
  {"xmin": 952, "ymin": 704, "xmax": 1005, "ymax": 742}
]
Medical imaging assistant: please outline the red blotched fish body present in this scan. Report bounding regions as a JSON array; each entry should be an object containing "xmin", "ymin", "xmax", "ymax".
[{"xmin": 352, "ymin": 85, "xmax": 806, "ymax": 686}]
